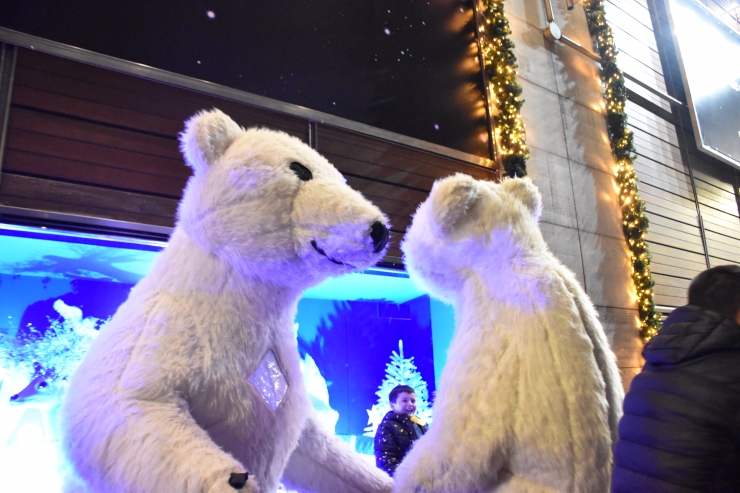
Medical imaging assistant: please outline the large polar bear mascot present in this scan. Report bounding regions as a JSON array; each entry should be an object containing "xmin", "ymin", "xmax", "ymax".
[
  {"xmin": 60, "ymin": 109, "xmax": 393, "ymax": 493},
  {"xmin": 396, "ymin": 175, "xmax": 623, "ymax": 493}
]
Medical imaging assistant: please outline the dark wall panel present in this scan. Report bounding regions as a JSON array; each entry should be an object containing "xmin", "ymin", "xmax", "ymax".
[{"xmin": 0, "ymin": 48, "xmax": 496, "ymax": 262}]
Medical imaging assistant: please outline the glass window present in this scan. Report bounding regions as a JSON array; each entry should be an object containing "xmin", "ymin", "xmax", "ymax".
[{"xmin": 0, "ymin": 222, "xmax": 453, "ymax": 491}]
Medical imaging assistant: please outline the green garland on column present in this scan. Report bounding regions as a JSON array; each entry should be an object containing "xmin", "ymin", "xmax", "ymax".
[
  {"xmin": 477, "ymin": 0, "xmax": 661, "ymax": 341},
  {"xmin": 479, "ymin": 0, "xmax": 530, "ymax": 178},
  {"xmin": 583, "ymin": 0, "xmax": 662, "ymax": 342}
]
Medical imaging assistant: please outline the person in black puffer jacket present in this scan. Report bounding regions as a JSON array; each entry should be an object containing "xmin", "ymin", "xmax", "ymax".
[
  {"xmin": 374, "ymin": 385, "xmax": 429, "ymax": 476},
  {"xmin": 612, "ymin": 265, "xmax": 740, "ymax": 493}
]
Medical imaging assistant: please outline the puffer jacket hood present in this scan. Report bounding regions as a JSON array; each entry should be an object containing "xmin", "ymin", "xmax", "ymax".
[{"xmin": 644, "ymin": 305, "xmax": 740, "ymax": 366}]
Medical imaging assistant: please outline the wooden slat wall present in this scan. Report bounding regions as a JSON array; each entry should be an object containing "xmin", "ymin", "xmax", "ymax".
[
  {"xmin": 606, "ymin": 0, "xmax": 671, "ymax": 111},
  {"xmin": 316, "ymin": 125, "xmax": 494, "ymax": 258},
  {"xmin": 627, "ymin": 103, "xmax": 705, "ymax": 308},
  {"xmin": 693, "ymin": 165, "xmax": 740, "ymax": 267},
  {"xmin": 608, "ymin": 0, "xmax": 697, "ymax": 309},
  {"xmin": 606, "ymin": 0, "xmax": 740, "ymax": 311},
  {"xmin": 649, "ymin": 0, "xmax": 740, "ymax": 272},
  {"xmin": 0, "ymin": 47, "xmax": 495, "ymax": 260}
]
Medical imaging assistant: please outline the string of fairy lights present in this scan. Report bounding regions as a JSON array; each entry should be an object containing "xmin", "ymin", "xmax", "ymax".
[
  {"xmin": 478, "ymin": 0, "xmax": 530, "ymax": 178},
  {"xmin": 582, "ymin": 0, "xmax": 662, "ymax": 342},
  {"xmin": 477, "ymin": 0, "xmax": 661, "ymax": 342}
]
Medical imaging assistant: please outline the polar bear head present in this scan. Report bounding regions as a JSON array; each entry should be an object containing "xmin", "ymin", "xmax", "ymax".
[
  {"xmin": 177, "ymin": 109, "xmax": 389, "ymax": 288},
  {"xmin": 401, "ymin": 173, "xmax": 544, "ymax": 303}
]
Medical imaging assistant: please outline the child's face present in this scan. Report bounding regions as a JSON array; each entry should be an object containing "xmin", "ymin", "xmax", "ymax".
[{"xmin": 390, "ymin": 392, "xmax": 417, "ymax": 416}]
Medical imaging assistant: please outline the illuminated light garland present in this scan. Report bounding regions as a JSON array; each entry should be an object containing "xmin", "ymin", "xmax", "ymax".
[
  {"xmin": 583, "ymin": 0, "xmax": 662, "ymax": 342},
  {"xmin": 478, "ymin": 0, "xmax": 530, "ymax": 177},
  {"xmin": 477, "ymin": 0, "xmax": 660, "ymax": 341}
]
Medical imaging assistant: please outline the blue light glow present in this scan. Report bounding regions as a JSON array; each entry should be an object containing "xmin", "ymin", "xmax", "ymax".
[{"xmin": 0, "ymin": 223, "xmax": 452, "ymax": 492}]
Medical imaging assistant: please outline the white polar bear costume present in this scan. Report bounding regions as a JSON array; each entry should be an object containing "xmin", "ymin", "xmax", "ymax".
[
  {"xmin": 60, "ymin": 109, "xmax": 393, "ymax": 493},
  {"xmin": 396, "ymin": 175, "xmax": 623, "ymax": 493}
]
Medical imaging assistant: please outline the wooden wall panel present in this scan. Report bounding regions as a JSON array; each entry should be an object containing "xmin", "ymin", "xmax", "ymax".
[
  {"xmin": 692, "ymin": 168, "xmax": 740, "ymax": 267},
  {"xmin": 697, "ymin": 190, "xmax": 739, "ymax": 217},
  {"xmin": 0, "ymin": 174, "xmax": 178, "ymax": 226},
  {"xmin": 631, "ymin": 130, "xmax": 685, "ymax": 172},
  {"xmin": 317, "ymin": 124, "xmax": 493, "ymax": 181},
  {"xmin": 5, "ymin": 109, "xmax": 187, "ymax": 196},
  {"xmin": 606, "ymin": 0, "xmax": 738, "ymax": 391},
  {"xmin": 625, "ymin": 98, "xmax": 708, "ymax": 311},
  {"xmin": 653, "ymin": 292, "xmax": 687, "ymax": 308},
  {"xmin": 13, "ymin": 50, "xmax": 310, "ymax": 140},
  {"xmin": 649, "ymin": 260, "xmax": 705, "ymax": 280},
  {"xmin": 606, "ymin": 0, "xmax": 656, "ymax": 40},
  {"xmin": 11, "ymin": 107, "xmax": 181, "ymax": 161},
  {"xmin": 647, "ymin": 222, "xmax": 705, "ymax": 254},
  {"xmin": 633, "ymin": 160, "xmax": 690, "ymax": 189},
  {"xmin": 700, "ymin": 211, "xmax": 740, "ymax": 240},
  {"xmin": 627, "ymin": 105, "xmax": 679, "ymax": 145},
  {"xmin": 653, "ymin": 274, "xmax": 690, "ymax": 297},
  {"xmin": 640, "ymin": 187, "xmax": 700, "ymax": 224},
  {"xmin": 705, "ymin": 239, "xmax": 740, "ymax": 264},
  {"xmin": 0, "ymin": 47, "xmax": 495, "ymax": 264},
  {"xmin": 649, "ymin": 242, "xmax": 707, "ymax": 271},
  {"xmin": 710, "ymin": 256, "xmax": 736, "ymax": 268},
  {"xmin": 321, "ymin": 125, "xmax": 496, "ymax": 254},
  {"xmin": 693, "ymin": 167, "xmax": 737, "ymax": 192},
  {"xmin": 695, "ymin": 178, "xmax": 736, "ymax": 202}
]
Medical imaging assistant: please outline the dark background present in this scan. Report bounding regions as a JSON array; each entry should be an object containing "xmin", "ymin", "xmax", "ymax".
[{"xmin": 0, "ymin": 0, "xmax": 490, "ymax": 157}]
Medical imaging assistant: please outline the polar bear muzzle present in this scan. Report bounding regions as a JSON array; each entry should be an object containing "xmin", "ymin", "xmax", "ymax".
[
  {"xmin": 310, "ymin": 239, "xmax": 348, "ymax": 266},
  {"xmin": 310, "ymin": 221, "xmax": 388, "ymax": 266}
]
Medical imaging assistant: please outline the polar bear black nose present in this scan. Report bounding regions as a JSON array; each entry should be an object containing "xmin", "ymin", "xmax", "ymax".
[{"xmin": 370, "ymin": 221, "xmax": 389, "ymax": 253}]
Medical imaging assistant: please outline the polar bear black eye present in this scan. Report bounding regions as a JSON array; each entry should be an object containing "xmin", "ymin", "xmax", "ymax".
[{"xmin": 289, "ymin": 162, "xmax": 313, "ymax": 181}]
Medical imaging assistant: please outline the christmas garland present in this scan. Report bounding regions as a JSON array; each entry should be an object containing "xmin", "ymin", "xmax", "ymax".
[
  {"xmin": 477, "ymin": 0, "xmax": 661, "ymax": 341},
  {"xmin": 583, "ymin": 0, "xmax": 662, "ymax": 342},
  {"xmin": 478, "ymin": 0, "xmax": 530, "ymax": 178}
]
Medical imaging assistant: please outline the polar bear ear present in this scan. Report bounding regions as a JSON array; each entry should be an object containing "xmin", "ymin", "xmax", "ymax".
[
  {"xmin": 500, "ymin": 177, "xmax": 543, "ymax": 221},
  {"xmin": 429, "ymin": 173, "xmax": 481, "ymax": 234},
  {"xmin": 179, "ymin": 109, "xmax": 242, "ymax": 174}
]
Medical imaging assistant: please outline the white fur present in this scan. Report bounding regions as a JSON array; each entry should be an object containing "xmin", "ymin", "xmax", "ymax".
[
  {"xmin": 395, "ymin": 174, "xmax": 623, "ymax": 493},
  {"xmin": 60, "ymin": 109, "xmax": 393, "ymax": 493}
]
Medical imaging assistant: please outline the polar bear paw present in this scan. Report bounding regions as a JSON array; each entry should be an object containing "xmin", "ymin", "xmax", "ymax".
[{"xmin": 207, "ymin": 474, "xmax": 260, "ymax": 493}]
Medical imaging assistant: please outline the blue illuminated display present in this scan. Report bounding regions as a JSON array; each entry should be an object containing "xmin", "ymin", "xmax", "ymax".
[{"xmin": 0, "ymin": 223, "xmax": 452, "ymax": 492}]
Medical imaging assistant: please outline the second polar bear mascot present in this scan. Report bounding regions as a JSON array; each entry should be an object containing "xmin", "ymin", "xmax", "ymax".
[
  {"xmin": 396, "ymin": 175, "xmax": 623, "ymax": 493},
  {"xmin": 60, "ymin": 109, "xmax": 393, "ymax": 493}
]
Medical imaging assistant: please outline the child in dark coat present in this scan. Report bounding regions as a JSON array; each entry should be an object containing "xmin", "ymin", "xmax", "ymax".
[{"xmin": 373, "ymin": 385, "xmax": 429, "ymax": 476}]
